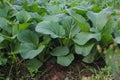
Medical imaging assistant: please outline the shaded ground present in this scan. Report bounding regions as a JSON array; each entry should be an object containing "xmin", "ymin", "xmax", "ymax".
[
  {"xmin": 38, "ymin": 56, "xmax": 105, "ymax": 80},
  {"xmin": 0, "ymin": 56, "xmax": 106, "ymax": 80}
]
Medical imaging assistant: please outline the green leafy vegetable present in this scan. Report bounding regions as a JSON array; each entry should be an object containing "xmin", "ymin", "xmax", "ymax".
[
  {"xmin": 73, "ymin": 32, "xmax": 101, "ymax": 45},
  {"xmin": 57, "ymin": 54, "xmax": 74, "ymax": 66},
  {"xmin": 24, "ymin": 58, "xmax": 43, "ymax": 73},
  {"xmin": 36, "ymin": 21, "xmax": 65, "ymax": 38},
  {"xmin": 67, "ymin": 9, "xmax": 90, "ymax": 32},
  {"xmin": 87, "ymin": 8, "xmax": 109, "ymax": 31},
  {"xmin": 19, "ymin": 43, "xmax": 45, "ymax": 59},
  {"xmin": 50, "ymin": 46, "xmax": 69, "ymax": 56},
  {"xmin": 0, "ymin": 17, "xmax": 11, "ymax": 33},
  {"xmin": 15, "ymin": 10, "xmax": 31, "ymax": 23},
  {"xmin": 17, "ymin": 30, "xmax": 39, "ymax": 45},
  {"xmin": 75, "ymin": 43, "xmax": 95, "ymax": 56}
]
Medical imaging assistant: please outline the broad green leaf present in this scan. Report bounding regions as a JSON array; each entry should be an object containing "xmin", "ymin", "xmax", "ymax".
[
  {"xmin": 17, "ymin": 30, "xmax": 39, "ymax": 45},
  {"xmin": 114, "ymin": 37, "xmax": 120, "ymax": 44},
  {"xmin": 87, "ymin": 8, "xmax": 109, "ymax": 31},
  {"xmin": 46, "ymin": 4, "xmax": 64, "ymax": 15},
  {"xmin": 67, "ymin": 9, "xmax": 90, "ymax": 32},
  {"xmin": 44, "ymin": 14, "xmax": 65, "ymax": 22},
  {"xmin": 50, "ymin": 46, "xmax": 69, "ymax": 56},
  {"xmin": 57, "ymin": 54, "xmax": 74, "ymax": 66},
  {"xmin": 0, "ymin": 36, "xmax": 4, "ymax": 43},
  {"xmin": 24, "ymin": 58, "xmax": 43, "ymax": 73},
  {"xmin": 101, "ymin": 20, "xmax": 113, "ymax": 34},
  {"xmin": 30, "ymin": 12, "xmax": 42, "ymax": 19},
  {"xmin": 75, "ymin": 43, "xmax": 95, "ymax": 56},
  {"xmin": 19, "ymin": 43, "xmax": 45, "ymax": 59},
  {"xmin": 73, "ymin": 32, "xmax": 101, "ymax": 45},
  {"xmin": 72, "ymin": 6, "xmax": 88, "ymax": 15},
  {"xmin": 0, "ymin": 5, "xmax": 10, "ymax": 17},
  {"xmin": 36, "ymin": 21, "xmax": 65, "ymax": 38},
  {"xmin": 29, "ymin": 12, "xmax": 42, "ymax": 21},
  {"xmin": 15, "ymin": 10, "xmax": 31, "ymax": 23},
  {"xmin": 60, "ymin": 16, "xmax": 80, "ymax": 38},
  {"xmin": 19, "ymin": 43, "xmax": 35, "ymax": 55},
  {"xmin": 0, "ymin": 17, "xmax": 11, "ymax": 33},
  {"xmin": 19, "ymin": 23, "xmax": 31, "ymax": 31},
  {"xmin": 23, "ymin": 1, "xmax": 47, "ymax": 14}
]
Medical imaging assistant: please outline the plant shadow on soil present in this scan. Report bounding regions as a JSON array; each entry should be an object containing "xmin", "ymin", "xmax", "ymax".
[{"xmin": 0, "ymin": 55, "xmax": 106, "ymax": 80}]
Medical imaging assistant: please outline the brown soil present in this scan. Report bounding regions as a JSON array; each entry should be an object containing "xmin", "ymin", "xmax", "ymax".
[
  {"xmin": 38, "ymin": 59, "xmax": 105, "ymax": 80},
  {"xmin": 0, "ymin": 56, "xmax": 106, "ymax": 80}
]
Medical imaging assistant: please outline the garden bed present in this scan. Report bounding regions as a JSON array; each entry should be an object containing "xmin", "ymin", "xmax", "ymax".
[{"xmin": 0, "ymin": 0, "xmax": 120, "ymax": 80}]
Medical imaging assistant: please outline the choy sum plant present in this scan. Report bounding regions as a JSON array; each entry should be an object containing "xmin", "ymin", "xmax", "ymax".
[{"xmin": 0, "ymin": 0, "xmax": 120, "ymax": 76}]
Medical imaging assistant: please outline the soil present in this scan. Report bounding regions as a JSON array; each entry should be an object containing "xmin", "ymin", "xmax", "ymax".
[
  {"xmin": 37, "ymin": 56, "xmax": 106, "ymax": 80},
  {"xmin": 0, "ymin": 56, "xmax": 106, "ymax": 80}
]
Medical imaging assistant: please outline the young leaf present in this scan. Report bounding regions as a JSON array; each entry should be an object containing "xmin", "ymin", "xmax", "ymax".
[
  {"xmin": 87, "ymin": 8, "xmax": 109, "ymax": 31},
  {"xmin": 67, "ymin": 9, "xmax": 90, "ymax": 32},
  {"xmin": 36, "ymin": 21, "xmax": 65, "ymax": 38},
  {"xmin": 19, "ymin": 23, "xmax": 31, "ymax": 31},
  {"xmin": 60, "ymin": 16, "xmax": 80, "ymax": 38},
  {"xmin": 57, "ymin": 54, "xmax": 74, "ymax": 66},
  {"xmin": 75, "ymin": 43, "xmax": 95, "ymax": 56},
  {"xmin": 73, "ymin": 32, "xmax": 101, "ymax": 45},
  {"xmin": 50, "ymin": 46, "xmax": 69, "ymax": 56}
]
